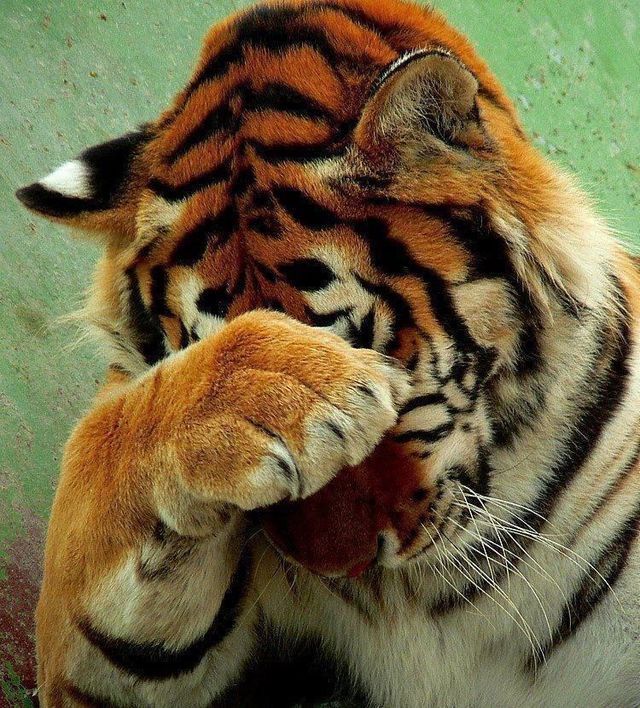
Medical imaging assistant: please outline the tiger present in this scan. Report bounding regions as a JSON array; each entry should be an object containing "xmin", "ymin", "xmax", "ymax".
[{"xmin": 16, "ymin": 0, "xmax": 640, "ymax": 706}]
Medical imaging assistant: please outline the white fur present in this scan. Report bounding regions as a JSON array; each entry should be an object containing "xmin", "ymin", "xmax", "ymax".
[{"xmin": 40, "ymin": 160, "xmax": 93, "ymax": 198}]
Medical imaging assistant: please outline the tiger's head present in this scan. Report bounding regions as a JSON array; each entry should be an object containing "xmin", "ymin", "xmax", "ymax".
[{"xmin": 17, "ymin": 0, "xmax": 616, "ymax": 574}]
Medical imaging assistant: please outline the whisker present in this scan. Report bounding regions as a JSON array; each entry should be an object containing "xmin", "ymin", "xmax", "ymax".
[
  {"xmin": 451, "ymin": 499, "xmax": 572, "ymax": 612},
  {"xmin": 459, "ymin": 484, "xmax": 565, "ymax": 537},
  {"xmin": 447, "ymin": 512, "xmax": 554, "ymax": 645},
  {"xmin": 422, "ymin": 523, "xmax": 497, "ymax": 630},
  {"xmin": 453, "ymin": 493, "xmax": 624, "ymax": 612},
  {"xmin": 433, "ymin": 521, "xmax": 544, "ymax": 661}
]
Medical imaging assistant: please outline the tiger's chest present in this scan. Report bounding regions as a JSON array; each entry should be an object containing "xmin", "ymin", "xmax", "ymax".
[{"xmin": 254, "ymin": 542, "xmax": 638, "ymax": 708}]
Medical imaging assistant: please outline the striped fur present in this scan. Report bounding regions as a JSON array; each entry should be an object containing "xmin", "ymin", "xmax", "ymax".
[{"xmin": 17, "ymin": 0, "xmax": 640, "ymax": 706}]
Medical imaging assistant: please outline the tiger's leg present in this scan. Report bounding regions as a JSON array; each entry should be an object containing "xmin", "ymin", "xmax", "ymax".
[{"xmin": 35, "ymin": 311, "xmax": 408, "ymax": 707}]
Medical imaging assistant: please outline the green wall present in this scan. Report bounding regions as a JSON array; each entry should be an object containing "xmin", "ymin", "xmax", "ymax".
[{"xmin": 0, "ymin": 0, "xmax": 638, "ymax": 703}]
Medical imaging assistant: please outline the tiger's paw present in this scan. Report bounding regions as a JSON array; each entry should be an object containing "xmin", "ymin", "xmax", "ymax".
[{"xmin": 166, "ymin": 311, "xmax": 411, "ymax": 512}]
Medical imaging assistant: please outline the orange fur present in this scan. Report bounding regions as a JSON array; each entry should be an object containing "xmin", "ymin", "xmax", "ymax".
[{"xmin": 16, "ymin": 0, "xmax": 639, "ymax": 704}]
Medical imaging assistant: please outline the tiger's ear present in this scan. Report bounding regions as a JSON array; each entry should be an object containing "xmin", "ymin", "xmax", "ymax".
[
  {"xmin": 355, "ymin": 49, "xmax": 486, "ymax": 163},
  {"xmin": 16, "ymin": 129, "xmax": 149, "ymax": 245}
]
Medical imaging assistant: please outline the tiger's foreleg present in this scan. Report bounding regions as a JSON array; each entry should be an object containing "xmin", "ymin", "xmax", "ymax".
[{"xmin": 35, "ymin": 311, "xmax": 408, "ymax": 707}]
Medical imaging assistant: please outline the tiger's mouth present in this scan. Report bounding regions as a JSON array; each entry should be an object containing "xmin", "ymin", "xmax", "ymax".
[{"xmin": 260, "ymin": 443, "xmax": 486, "ymax": 580}]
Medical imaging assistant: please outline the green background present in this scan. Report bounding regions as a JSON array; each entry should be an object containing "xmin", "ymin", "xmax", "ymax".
[{"xmin": 0, "ymin": 0, "xmax": 638, "ymax": 703}]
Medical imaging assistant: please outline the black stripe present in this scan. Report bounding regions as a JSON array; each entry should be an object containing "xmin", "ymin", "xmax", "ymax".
[
  {"xmin": 108, "ymin": 362, "xmax": 131, "ymax": 378},
  {"xmin": 575, "ymin": 437, "xmax": 640, "ymax": 532},
  {"xmin": 171, "ymin": 203, "xmax": 238, "ymax": 266},
  {"xmin": 351, "ymin": 217, "xmax": 410, "ymax": 275},
  {"xmin": 307, "ymin": 1, "xmax": 403, "ymax": 40},
  {"xmin": 355, "ymin": 383, "xmax": 377, "ymax": 400},
  {"xmin": 179, "ymin": 320, "xmax": 190, "ymax": 349},
  {"xmin": 148, "ymin": 162, "xmax": 231, "ymax": 202},
  {"xmin": 137, "ymin": 527, "xmax": 196, "ymax": 582},
  {"xmin": 304, "ymin": 305, "xmax": 352, "ymax": 327},
  {"xmin": 247, "ymin": 214, "xmax": 281, "ymax": 238},
  {"xmin": 231, "ymin": 166, "xmax": 255, "ymax": 197},
  {"xmin": 354, "ymin": 274, "xmax": 416, "ymax": 336},
  {"xmin": 171, "ymin": 219, "xmax": 212, "ymax": 267},
  {"xmin": 324, "ymin": 420, "xmax": 346, "ymax": 441},
  {"xmin": 169, "ymin": 82, "xmax": 335, "ymax": 166},
  {"xmin": 530, "ymin": 304, "xmax": 632, "ymax": 517},
  {"xmin": 399, "ymin": 393, "xmax": 447, "ymax": 416},
  {"xmin": 273, "ymin": 186, "xmax": 341, "ymax": 230},
  {"xmin": 185, "ymin": 41, "xmax": 243, "ymax": 94},
  {"xmin": 250, "ymin": 189, "xmax": 275, "ymax": 210},
  {"xmin": 406, "ymin": 351, "xmax": 420, "ymax": 373},
  {"xmin": 186, "ymin": 8, "xmax": 344, "ymax": 98},
  {"xmin": 394, "ymin": 424, "xmax": 453, "ymax": 446},
  {"xmin": 349, "ymin": 308, "xmax": 376, "ymax": 349},
  {"xmin": 489, "ymin": 382, "xmax": 546, "ymax": 449},
  {"xmin": 64, "ymin": 682, "xmax": 117, "ymax": 707},
  {"xmin": 531, "ymin": 502, "xmax": 640, "ymax": 668},
  {"xmin": 125, "ymin": 269, "xmax": 167, "ymax": 366},
  {"xmin": 230, "ymin": 269, "xmax": 247, "ymax": 297},
  {"xmin": 196, "ymin": 286, "xmax": 231, "ymax": 318},
  {"xmin": 352, "ymin": 217, "xmax": 480, "ymax": 354},
  {"xmin": 247, "ymin": 195, "xmax": 282, "ymax": 238},
  {"xmin": 279, "ymin": 258, "xmax": 336, "ymax": 292},
  {"xmin": 166, "ymin": 102, "xmax": 236, "ymax": 164},
  {"xmin": 249, "ymin": 137, "xmax": 348, "ymax": 164},
  {"xmin": 149, "ymin": 266, "xmax": 172, "ymax": 317},
  {"xmin": 420, "ymin": 267, "xmax": 480, "ymax": 354},
  {"xmin": 254, "ymin": 261, "xmax": 278, "ymax": 283},
  {"xmin": 78, "ymin": 552, "xmax": 251, "ymax": 681},
  {"xmin": 273, "ymin": 455, "xmax": 299, "ymax": 489},
  {"xmin": 265, "ymin": 299, "xmax": 285, "ymax": 313},
  {"xmin": 453, "ymin": 447, "xmax": 491, "ymax": 499},
  {"xmin": 244, "ymin": 82, "xmax": 335, "ymax": 123}
]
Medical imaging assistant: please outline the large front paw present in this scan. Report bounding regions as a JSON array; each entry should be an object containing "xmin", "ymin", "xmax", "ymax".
[{"xmin": 174, "ymin": 311, "xmax": 411, "ymax": 510}]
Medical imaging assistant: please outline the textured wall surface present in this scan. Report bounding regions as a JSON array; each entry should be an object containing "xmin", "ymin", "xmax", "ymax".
[{"xmin": 0, "ymin": 0, "xmax": 637, "ymax": 703}]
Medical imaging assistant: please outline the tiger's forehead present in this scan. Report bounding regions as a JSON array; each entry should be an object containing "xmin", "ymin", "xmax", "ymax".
[
  {"xmin": 147, "ymin": 1, "xmax": 403, "ymax": 189},
  {"xmin": 136, "ymin": 0, "xmax": 512, "ymax": 219},
  {"xmin": 118, "ymin": 0, "xmax": 502, "ymax": 357},
  {"xmin": 130, "ymin": 3, "xmax": 407, "ymax": 315},
  {"xmin": 134, "ymin": 1, "xmax": 434, "ymax": 257}
]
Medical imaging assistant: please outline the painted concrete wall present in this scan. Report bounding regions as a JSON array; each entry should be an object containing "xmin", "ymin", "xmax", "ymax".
[{"xmin": 0, "ymin": 1, "xmax": 637, "ymax": 703}]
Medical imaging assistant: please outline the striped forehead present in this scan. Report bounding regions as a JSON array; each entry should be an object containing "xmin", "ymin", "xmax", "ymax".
[
  {"xmin": 149, "ymin": 3, "xmax": 399, "ymax": 183},
  {"xmin": 135, "ymin": 4, "xmax": 402, "ymax": 291},
  {"xmin": 124, "ymin": 0, "xmax": 491, "ymax": 358}
]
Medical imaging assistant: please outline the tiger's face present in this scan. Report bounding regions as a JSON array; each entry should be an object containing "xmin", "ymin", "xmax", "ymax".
[{"xmin": 18, "ymin": 0, "xmax": 589, "ymax": 572}]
